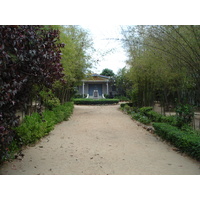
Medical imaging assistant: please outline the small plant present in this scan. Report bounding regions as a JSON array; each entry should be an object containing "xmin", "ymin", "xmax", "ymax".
[{"xmin": 175, "ymin": 103, "xmax": 194, "ymax": 128}]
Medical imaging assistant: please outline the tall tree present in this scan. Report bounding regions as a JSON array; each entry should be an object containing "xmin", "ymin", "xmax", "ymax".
[
  {"xmin": 100, "ymin": 68, "xmax": 115, "ymax": 76},
  {"xmin": 121, "ymin": 25, "xmax": 200, "ymax": 108},
  {"xmin": 53, "ymin": 25, "xmax": 94, "ymax": 102}
]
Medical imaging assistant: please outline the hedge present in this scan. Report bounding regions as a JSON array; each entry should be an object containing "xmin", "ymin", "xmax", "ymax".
[
  {"xmin": 14, "ymin": 102, "xmax": 74, "ymax": 145},
  {"xmin": 153, "ymin": 123, "xmax": 200, "ymax": 161},
  {"xmin": 73, "ymin": 98, "xmax": 119, "ymax": 105}
]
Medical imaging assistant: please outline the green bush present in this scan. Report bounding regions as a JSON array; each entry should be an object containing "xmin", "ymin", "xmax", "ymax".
[
  {"xmin": 120, "ymin": 103, "xmax": 133, "ymax": 109},
  {"xmin": 52, "ymin": 106, "xmax": 65, "ymax": 123},
  {"xmin": 114, "ymin": 96, "xmax": 130, "ymax": 101},
  {"xmin": 139, "ymin": 107, "xmax": 153, "ymax": 115},
  {"xmin": 181, "ymin": 124, "xmax": 200, "ymax": 136},
  {"xmin": 144, "ymin": 110, "xmax": 178, "ymax": 126},
  {"xmin": 42, "ymin": 110, "xmax": 57, "ymax": 132},
  {"xmin": 15, "ymin": 113, "xmax": 49, "ymax": 144},
  {"xmin": 39, "ymin": 89, "xmax": 61, "ymax": 110},
  {"xmin": 52, "ymin": 102, "xmax": 73, "ymax": 123},
  {"xmin": 59, "ymin": 102, "xmax": 74, "ymax": 121},
  {"xmin": 131, "ymin": 112, "xmax": 151, "ymax": 125},
  {"xmin": 73, "ymin": 98, "xmax": 119, "ymax": 105},
  {"xmin": 15, "ymin": 102, "xmax": 74, "ymax": 145},
  {"xmin": 153, "ymin": 123, "xmax": 200, "ymax": 161},
  {"xmin": 145, "ymin": 110, "xmax": 163, "ymax": 122},
  {"xmin": 175, "ymin": 103, "xmax": 194, "ymax": 128},
  {"xmin": 161, "ymin": 115, "xmax": 178, "ymax": 126},
  {"xmin": 123, "ymin": 104, "xmax": 132, "ymax": 114}
]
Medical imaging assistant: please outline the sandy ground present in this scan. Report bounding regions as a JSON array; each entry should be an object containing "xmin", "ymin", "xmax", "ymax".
[{"xmin": 0, "ymin": 104, "xmax": 200, "ymax": 175}]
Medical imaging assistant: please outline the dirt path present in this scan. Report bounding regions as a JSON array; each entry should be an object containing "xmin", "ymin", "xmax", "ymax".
[{"xmin": 1, "ymin": 105, "xmax": 200, "ymax": 175}]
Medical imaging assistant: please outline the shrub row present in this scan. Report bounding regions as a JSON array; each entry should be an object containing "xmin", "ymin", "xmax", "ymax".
[
  {"xmin": 73, "ymin": 98, "xmax": 119, "ymax": 105},
  {"xmin": 14, "ymin": 102, "xmax": 74, "ymax": 145},
  {"xmin": 141, "ymin": 109, "xmax": 178, "ymax": 126},
  {"xmin": 153, "ymin": 123, "xmax": 200, "ymax": 161},
  {"xmin": 121, "ymin": 103, "xmax": 200, "ymax": 161},
  {"xmin": 121, "ymin": 104, "xmax": 178, "ymax": 126}
]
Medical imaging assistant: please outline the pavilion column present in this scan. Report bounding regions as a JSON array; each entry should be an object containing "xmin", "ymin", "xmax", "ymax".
[
  {"xmin": 82, "ymin": 82, "xmax": 85, "ymax": 98},
  {"xmin": 106, "ymin": 81, "xmax": 109, "ymax": 95}
]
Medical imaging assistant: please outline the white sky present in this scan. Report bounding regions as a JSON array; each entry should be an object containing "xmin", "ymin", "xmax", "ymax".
[{"xmin": 81, "ymin": 25, "xmax": 128, "ymax": 74}]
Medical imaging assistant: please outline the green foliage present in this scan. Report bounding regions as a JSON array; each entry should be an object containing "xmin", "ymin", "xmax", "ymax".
[
  {"xmin": 143, "ymin": 110, "xmax": 178, "ymax": 126},
  {"xmin": 63, "ymin": 102, "xmax": 74, "ymax": 120},
  {"xmin": 145, "ymin": 110, "xmax": 163, "ymax": 122},
  {"xmin": 153, "ymin": 123, "xmax": 200, "ymax": 161},
  {"xmin": 53, "ymin": 25, "xmax": 94, "ymax": 102},
  {"xmin": 0, "ymin": 25, "xmax": 64, "ymax": 164},
  {"xmin": 123, "ymin": 104, "xmax": 132, "ymax": 114},
  {"xmin": 120, "ymin": 103, "xmax": 126, "ymax": 109},
  {"xmin": 175, "ymin": 103, "xmax": 194, "ymax": 128},
  {"xmin": 122, "ymin": 105, "xmax": 179, "ymax": 127},
  {"xmin": 15, "ymin": 113, "xmax": 48, "ymax": 145},
  {"xmin": 181, "ymin": 124, "xmax": 200, "ymax": 136},
  {"xmin": 74, "ymin": 94, "xmax": 83, "ymax": 98},
  {"xmin": 52, "ymin": 102, "xmax": 74, "ymax": 123},
  {"xmin": 14, "ymin": 102, "xmax": 74, "ymax": 145},
  {"xmin": 131, "ymin": 113, "xmax": 151, "ymax": 125},
  {"xmin": 52, "ymin": 106, "xmax": 65, "ymax": 124},
  {"xmin": 114, "ymin": 96, "xmax": 130, "ymax": 101},
  {"xmin": 115, "ymin": 67, "xmax": 132, "ymax": 99},
  {"xmin": 139, "ymin": 107, "xmax": 153, "ymax": 115},
  {"xmin": 130, "ymin": 86, "xmax": 140, "ymax": 107},
  {"xmin": 100, "ymin": 68, "xmax": 115, "ymax": 77},
  {"xmin": 42, "ymin": 110, "xmax": 57, "ymax": 132},
  {"xmin": 73, "ymin": 98, "xmax": 119, "ymax": 105},
  {"xmin": 121, "ymin": 25, "xmax": 200, "ymax": 107},
  {"xmin": 39, "ymin": 89, "xmax": 61, "ymax": 110},
  {"xmin": 161, "ymin": 115, "xmax": 178, "ymax": 126},
  {"xmin": 121, "ymin": 103, "xmax": 200, "ymax": 160}
]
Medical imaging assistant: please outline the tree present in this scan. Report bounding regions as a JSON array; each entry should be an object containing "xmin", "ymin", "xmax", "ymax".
[
  {"xmin": 52, "ymin": 25, "xmax": 94, "ymax": 102},
  {"xmin": 121, "ymin": 25, "xmax": 200, "ymax": 108},
  {"xmin": 100, "ymin": 68, "xmax": 115, "ymax": 76},
  {"xmin": 115, "ymin": 67, "xmax": 132, "ymax": 98},
  {"xmin": 0, "ymin": 25, "xmax": 64, "ymax": 162}
]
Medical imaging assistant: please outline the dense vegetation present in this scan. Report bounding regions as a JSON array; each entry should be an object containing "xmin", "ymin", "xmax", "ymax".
[
  {"xmin": 53, "ymin": 25, "xmax": 94, "ymax": 103},
  {"xmin": 120, "ymin": 25, "xmax": 200, "ymax": 109},
  {"xmin": 121, "ymin": 104, "xmax": 200, "ymax": 161},
  {"xmin": 15, "ymin": 102, "xmax": 73, "ymax": 145},
  {"xmin": 0, "ymin": 25, "xmax": 93, "ymax": 163},
  {"xmin": 118, "ymin": 26, "xmax": 200, "ymax": 160}
]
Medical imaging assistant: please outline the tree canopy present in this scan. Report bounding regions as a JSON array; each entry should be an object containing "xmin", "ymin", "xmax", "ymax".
[
  {"xmin": 120, "ymin": 25, "xmax": 200, "ymax": 108},
  {"xmin": 100, "ymin": 68, "xmax": 115, "ymax": 76}
]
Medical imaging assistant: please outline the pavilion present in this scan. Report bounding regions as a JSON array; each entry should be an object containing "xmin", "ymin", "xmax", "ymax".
[{"xmin": 77, "ymin": 74, "xmax": 116, "ymax": 99}]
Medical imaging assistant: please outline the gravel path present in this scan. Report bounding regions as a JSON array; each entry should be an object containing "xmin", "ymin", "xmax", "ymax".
[{"xmin": 1, "ymin": 105, "xmax": 200, "ymax": 175}]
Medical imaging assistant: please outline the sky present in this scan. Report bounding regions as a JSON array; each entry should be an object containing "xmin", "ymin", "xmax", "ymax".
[{"xmin": 81, "ymin": 25, "xmax": 128, "ymax": 74}]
